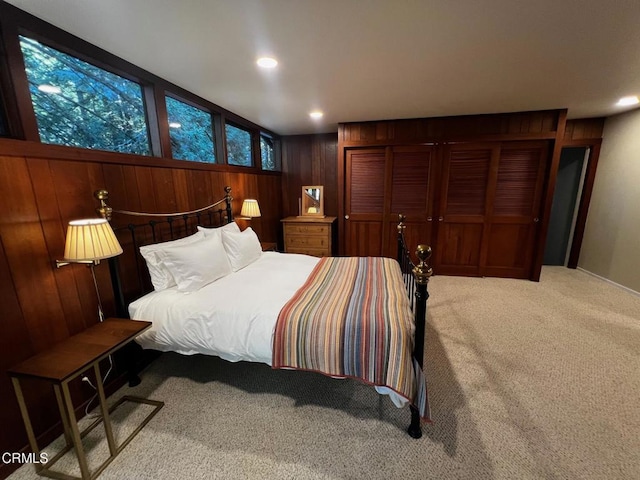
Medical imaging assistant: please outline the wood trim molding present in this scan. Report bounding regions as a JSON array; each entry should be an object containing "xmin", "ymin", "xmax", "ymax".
[
  {"xmin": 0, "ymin": 138, "xmax": 281, "ymax": 175},
  {"xmin": 147, "ymin": 86, "xmax": 169, "ymax": 158},
  {"xmin": 531, "ymin": 109, "xmax": 568, "ymax": 281},
  {"xmin": 0, "ymin": 7, "xmax": 39, "ymax": 141},
  {"xmin": 337, "ymin": 125, "xmax": 346, "ymax": 254}
]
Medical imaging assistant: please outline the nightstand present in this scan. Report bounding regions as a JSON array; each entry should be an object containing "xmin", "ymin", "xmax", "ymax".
[
  {"xmin": 281, "ymin": 216, "xmax": 337, "ymax": 257},
  {"xmin": 8, "ymin": 318, "xmax": 163, "ymax": 480}
]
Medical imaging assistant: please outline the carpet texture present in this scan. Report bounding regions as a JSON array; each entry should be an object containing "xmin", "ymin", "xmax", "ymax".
[{"xmin": 8, "ymin": 267, "xmax": 640, "ymax": 479}]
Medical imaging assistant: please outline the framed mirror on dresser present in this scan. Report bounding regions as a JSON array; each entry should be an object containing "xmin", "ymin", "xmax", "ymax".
[{"xmin": 301, "ymin": 185, "xmax": 324, "ymax": 217}]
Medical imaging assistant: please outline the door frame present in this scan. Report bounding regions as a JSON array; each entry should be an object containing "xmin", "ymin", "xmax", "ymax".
[{"xmin": 562, "ymin": 140, "xmax": 602, "ymax": 269}]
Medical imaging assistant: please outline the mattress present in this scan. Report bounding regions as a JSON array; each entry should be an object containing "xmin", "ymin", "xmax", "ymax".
[{"xmin": 129, "ymin": 251, "xmax": 408, "ymax": 407}]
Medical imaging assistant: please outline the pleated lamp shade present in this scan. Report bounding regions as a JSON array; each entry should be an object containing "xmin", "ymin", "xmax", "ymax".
[
  {"xmin": 63, "ymin": 218, "xmax": 123, "ymax": 262},
  {"xmin": 240, "ymin": 199, "xmax": 261, "ymax": 218}
]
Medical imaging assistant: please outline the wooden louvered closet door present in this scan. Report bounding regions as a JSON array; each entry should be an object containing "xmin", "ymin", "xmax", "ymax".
[
  {"xmin": 435, "ymin": 141, "xmax": 549, "ymax": 279},
  {"xmin": 345, "ymin": 146, "xmax": 436, "ymax": 258},
  {"xmin": 435, "ymin": 144, "xmax": 496, "ymax": 276},
  {"xmin": 383, "ymin": 146, "xmax": 436, "ymax": 259},
  {"xmin": 345, "ymin": 141, "xmax": 547, "ymax": 278},
  {"xmin": 345, "ymin": 148, "xmax": 387, "ymax": 256},
  {"xmin": 482, "ymin": 141, "xmax": 548, "ymax": 278}
]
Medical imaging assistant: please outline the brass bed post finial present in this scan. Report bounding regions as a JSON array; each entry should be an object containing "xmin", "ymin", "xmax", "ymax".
[
  {"xmin": 397, "ymin": 213, "xmax": 406, "ymax": 234},
  {"xmin": 413, "ymin": 245, "xmax": 433, "ymax": 286},
  {"xmin": 94, "ymin": 189, "xmax": 113, "ymax": 221},
  {"xmin": 224, "ymin": 186, "xmax": 233, "ymax": 222}
]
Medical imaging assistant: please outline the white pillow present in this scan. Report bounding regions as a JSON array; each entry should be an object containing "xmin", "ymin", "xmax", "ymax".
[
  {"xmin": 140, "ymin": 231, "xmax": 205, "ymax": 291},
  {"xmin": 197, "ymin": 221, "xmax": 240, "ymax": 240},
  {"xmin": 158, "ymin": 233, "xmax": 232, "ymax": 292},
  {"xmin": 221, "ymin": 227, "xmax": 262, "ymax": 272}
]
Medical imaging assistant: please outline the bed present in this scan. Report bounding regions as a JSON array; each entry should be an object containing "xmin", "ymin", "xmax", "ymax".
[{"xmin": 94, "ymin": 187, "xmax": 432, "ymax": 438}]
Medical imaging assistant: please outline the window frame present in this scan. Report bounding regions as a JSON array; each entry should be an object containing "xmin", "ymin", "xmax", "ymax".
[
  {"xmin": 224, "ymin": 120, "xmax": 254, "ymax": 168},
  {"xmin": 0, "ymin": 2, "xmax": 281, "ymax": 171},
  {"xmin": 18, "ymin": 33, "xmax": 154, "ymax": 156},
  {"xmin": 259, "ymin": 132, "xmax": 280, "ymax": 171},
  {"xmin": 164, "ymin": 92, "xmax": 217, "ymax": 164}
]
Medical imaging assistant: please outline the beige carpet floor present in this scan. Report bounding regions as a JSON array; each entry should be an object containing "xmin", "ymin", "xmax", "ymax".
[{"xmin": 8, "ymin": 267, "xmax": 640, "ymax": 480}]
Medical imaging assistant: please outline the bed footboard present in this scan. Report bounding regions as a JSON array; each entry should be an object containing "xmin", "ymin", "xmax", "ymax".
[{"xmin": 397, "ymin": 215, "xmax": 432, "ymax": 438}]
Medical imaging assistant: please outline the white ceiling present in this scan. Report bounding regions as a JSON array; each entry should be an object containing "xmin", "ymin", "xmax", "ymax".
[{"xmin": 7, "ymin": 0, "xmax": 640, "ymax": 135}]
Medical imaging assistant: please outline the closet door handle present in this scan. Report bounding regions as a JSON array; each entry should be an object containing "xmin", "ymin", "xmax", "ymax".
[
  {"xmin": 345, "ymin": 215, "xmax": 350, "ymax": 220},
  {"xmin": 533, "ymin": 217, "xmax": 539, "ymax": 223},
  {"xmin": 438, "ymin": 216, "xmax": 444, "ymax": 222},
  {"xmin": 427, "ymin": 216, "xmax": 433, "ymax": 222}
]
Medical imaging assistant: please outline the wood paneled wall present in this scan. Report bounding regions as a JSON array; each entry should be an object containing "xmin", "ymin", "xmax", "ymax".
[
  {"xmin": 280, "ymin": 116, "xmax": 604, "ymax": 265},
  {"xmin": 281, "ymin": 133, "xmax": 338, "ymax": 218},
  {"xmin": 338, "ymin": 111, "xmax": 607, "ymax": 281},
  {"xmin": 338, "ymin": 110, "xmax": 569, "ymax": 267},
  {"xmin": 339, "ymin": 110, "xmax": 560, "ymax": 145},
  {"xmin": 0, "ymin": 138, "xmax": 281, "ymax": 477},
  {"xmin": 563, "ymin": 117, "xmax": 605, "ymax": 143}
]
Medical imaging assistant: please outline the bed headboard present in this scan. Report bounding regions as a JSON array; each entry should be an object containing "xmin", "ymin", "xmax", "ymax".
[{"xmin": 96, "ymin": 186, "xmax": 234, "ymax": 317}]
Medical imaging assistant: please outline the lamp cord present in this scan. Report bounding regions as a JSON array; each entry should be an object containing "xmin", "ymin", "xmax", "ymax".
[{"xmin": 83, "ymin": 355, "xmax": 113, "ymax": 416}]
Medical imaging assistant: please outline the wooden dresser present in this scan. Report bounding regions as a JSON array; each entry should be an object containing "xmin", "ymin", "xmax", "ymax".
[{"xmin": 281, "ymin": 216, "xmax": 336, "ymax": 257}]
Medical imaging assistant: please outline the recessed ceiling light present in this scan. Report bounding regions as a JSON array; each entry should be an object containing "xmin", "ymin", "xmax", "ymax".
[
  {"xmin": 169, "ymin": 122, "xmax": 181, "ymax": 128},
  {"xmin": 309, "ymin": 111, "xmax": 324, "ymax": 119},
  {"xmin": 616, "ymin": 96, "xmax": 639, "ymax": 106},
  {"xmin": 256, "ymin": 57, "xmax": 278, "ymax": 68},
  {"xmin": 37, "ymin": 84, "xmax": 61, "ymax": 94}
]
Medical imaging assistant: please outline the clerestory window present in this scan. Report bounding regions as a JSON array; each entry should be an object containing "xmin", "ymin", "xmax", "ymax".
[{"xmin": 19, "ymin": 35, "xmax": 151, "ymax": 155}]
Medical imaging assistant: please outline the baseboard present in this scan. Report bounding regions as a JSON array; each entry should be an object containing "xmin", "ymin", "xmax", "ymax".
[{"xmin": 576, "ymin": 267, "xmax": 640, "ymax": 297}]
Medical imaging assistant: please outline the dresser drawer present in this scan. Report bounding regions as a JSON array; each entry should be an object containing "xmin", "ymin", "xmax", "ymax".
[
  {"xmin": 286, "ymin": 235, "xmax": 328, "ymax": 249},
  {"xmin": 281, "ymin": 216, "xmax": 336, "ymax": 257},
  {"xmin": 287, "ymin": 247, "xmax": 328, "ymax": 257},
  {"xmin": 285, "ymin": 224, "xmax": 328, "ymax": 236}
]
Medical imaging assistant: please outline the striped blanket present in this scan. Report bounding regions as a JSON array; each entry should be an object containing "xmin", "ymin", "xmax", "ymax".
[{"xmin": 272, "ymin": 257, "xmax": 429, "ymax": 420}]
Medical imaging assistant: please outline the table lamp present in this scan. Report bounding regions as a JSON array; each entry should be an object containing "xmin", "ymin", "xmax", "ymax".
[
  {"xmin": 239, "ymin": 199, "xmax": 261, "ymax": 220},
  {"xmin": 57, "ymin": 218, "xmax": 123, "ymax": 321}
]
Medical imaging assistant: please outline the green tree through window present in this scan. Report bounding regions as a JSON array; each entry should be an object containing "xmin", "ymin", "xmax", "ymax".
[
  {"xmin": 166, "ymin": 96, "xmax": 215, "ymax": 163},
  {"xmin": 260, "ymin": 134, "xmax": 276, "ymax": 170},
  {"xmin": 225, "ymin": 123, "xmax": 252, "ymax": 166},
  {"xmin": 19, "ymin": 36, "xmax": 150, "ymax": 155}
]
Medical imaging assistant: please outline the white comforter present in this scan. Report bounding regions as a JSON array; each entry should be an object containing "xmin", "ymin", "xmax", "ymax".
[
  {"xmin": 129, "ymin": 251, "xmax": 407, "ymax": 407},
  {"xmin": 129, "ymin": 252, "xmax": 318, "ymax": 364}
]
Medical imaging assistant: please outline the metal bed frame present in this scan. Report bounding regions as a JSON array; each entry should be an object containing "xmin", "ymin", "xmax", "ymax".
[{"xmin": 95, "ymin": 187, "xmax": 432, "ymax": 438}]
